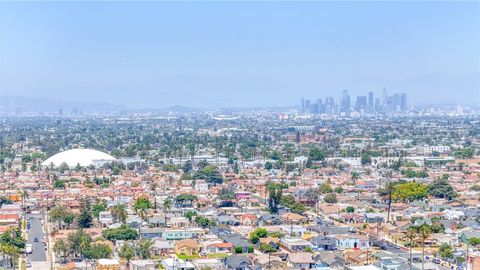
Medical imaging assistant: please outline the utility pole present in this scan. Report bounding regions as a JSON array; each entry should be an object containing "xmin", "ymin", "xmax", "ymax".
[
  {"xmin": 366, "ymin": 234, "xmax": 369, "ymax": 265},
  {"xmin": 466, "ymin": 241, "xmax": 469, "ymax": 270},
  {"xmin": 268, "ymin": 251, "xmax": 271, "ymax": 270}
]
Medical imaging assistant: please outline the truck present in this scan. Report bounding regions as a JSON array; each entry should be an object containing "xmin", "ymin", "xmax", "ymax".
[{"xmin": 25, "ymin": 244, "xmax": 32, "ymax": 254}]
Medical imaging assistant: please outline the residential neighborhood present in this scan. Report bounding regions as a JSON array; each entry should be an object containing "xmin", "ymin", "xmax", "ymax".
[{"xmin": 0, "ymin": 112, "xmax": 479, "ymax": 270}]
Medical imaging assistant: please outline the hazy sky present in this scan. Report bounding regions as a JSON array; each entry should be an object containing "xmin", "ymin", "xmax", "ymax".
[{"xmin": 1, "ymin": 1, "xmax": 479, "ymax": 108}]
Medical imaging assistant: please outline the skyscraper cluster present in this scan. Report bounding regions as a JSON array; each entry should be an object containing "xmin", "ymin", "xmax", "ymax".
[{"xmin": 300, "ymin": 88, "xmax": 407, "ymax": 115}]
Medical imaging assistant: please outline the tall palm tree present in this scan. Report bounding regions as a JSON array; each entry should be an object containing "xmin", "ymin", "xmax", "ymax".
[
  {"xmin": 417, "ymin": 224, "xmax": 431, "ymax": 270},
  {"xmin": 0, "ymin": 243, "xmax": 18, "ymax": 268},
  {"xmin": 20, "ymin": 190, "xmax": 29, "ymax": 212},
  {"xmin": 111, "ymin": 204, "xmax": 127, "ymax": 224},
  {"xmin": 407, "ymin": 226, "xmax": 417, "ymax": 269},
  {"xmin": 306, "ymin": 188, "xmax": 321, "ymax": 214},
  {"xmin": 163, "ymin": 197, "xmax": 172, "ymax": 225},
  {"xmin": 385, "ymin": 181, "xmax": 396, "ymax": 223}
]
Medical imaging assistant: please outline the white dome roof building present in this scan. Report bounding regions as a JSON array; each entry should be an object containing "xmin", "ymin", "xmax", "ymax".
[{"xmin": 42, "ymin": 149, "xmax": 117, "ymax": 168}]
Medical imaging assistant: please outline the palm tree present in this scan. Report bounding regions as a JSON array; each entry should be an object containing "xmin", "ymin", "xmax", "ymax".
[
  {"xmin": 350, "ymin": 171, "xmax": 360, "ymax": 184},
  {"xmin": 20, "ymin": 190, "xmax": 29, "ymax": 212},
  {"xmin": 407, "ymin": 226, "xmax": 417, "ymax": 269},
  {"xmin": 136, "ymin": 207, "xmax": 148, "ymax": 221},
  {"xmin": 163, "ymin": 197, "xmax": 172, "ymax": 225},
  {"xmin": 385, "ymin": 181, "xmax": 396, "ymax": 223},
  {"xmin": 111, "ymin": 204, "xmax": 127, "ymax": 224},
  {"xmin": 0, "ymin": 243, "xmax": 18, "ymax": 268},
  {"xmin": 416, "ymin": 224, "xmax": 431, "ymax": 270},
  {"xmin": 306, "ymin": 188, "xmax": 321, "ymax": 214}
]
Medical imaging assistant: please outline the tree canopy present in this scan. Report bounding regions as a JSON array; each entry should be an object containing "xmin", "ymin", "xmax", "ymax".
[
  {"xmin": 429, "ymin": 177, "xmax": 457, "ymax": 200},
  {"xmin": 392, "ymin": 182, "xmax": 429, "ymax": 202}
]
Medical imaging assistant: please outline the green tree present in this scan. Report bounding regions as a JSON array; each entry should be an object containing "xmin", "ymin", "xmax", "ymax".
[
  {"xmin": 54, "ymin": 180, "xmax": 66, "ymax": 189},
  {"xmin": 468, "ymin": 237, "xmax": 480, "ymax": 246},
  {"xmin": 324, "ymin": 193, "xmax": 338, "ymax": 204},
  {"xmin": 102, "ymin": 226, "xmax": 139, "ymax": 241},
  {"xmin": 118, "ymin": 241, "xmax": 135, "ymax": 267},
  {"xmin": 264, "ymin": 161, "xmax": 273, "ymax": 170},
  {"xmin": 83, "ymin": 242, "xmax": 112, "ymax": 259},
  {"xmin": 49, "ymin": 206, "xmax": 69, "ymax": 229},
  {"xmin": 63, "ymin": 212, "xmax": 76, "ymax": 229},
  {"xmin": 346, "ymin": 206, "xmax": 355, "ymax": 213},
  {"xmin": 134, "ymin": 197, "xmax": 153, "ymax": 221},
  {"xmin": 195, "ymin": 216, "xmax": 216, "ymax": 228},
  {"xmin": 91, "ymin": 200, "xmax": 108, "ymax": 219},
  {"xmin": 0, "ymin": 243, "xmax": 19, "ymax": 268},
  {"xmin": 67, "ymin": 229, "xmax": 92, "ymax": 259},
  {"xmin": 182, "ymin": 160, "xmax": 193, "ymax": 174},
  {"xmin": 392, "ymin": 182, "xmax": 429, "ymax": 202},
  {"xmin": 438, "ymin": 243, "xmax": 453, "ymax": 259},
  {"xmin": 54, "ymin": 239, "xmax": 68, "ymax": 263},
  {"xmin": 267, "ymin": 182, "xmax": 283, "ymax": 214},
  {"xmin": 193, "ymin": 165, "xmax": 223, "ymax": 184},
  {"xmin": 249, "ymin": 228, "xmax": 268, "ymax": 244},
  {"xmin": 429, "ymin": 178, "xmax": 457, "ymax": 200},
  {"xmin": 58, "ymin": 162, "xmax": 69, "ymax": 173},
  {"xmin": 259, "ymin": 243, "xmax": 277, "ymax": 253},
  {"xmin": 318, "ymin": 183, "xmax": 333, "ymax": 193},
  {"xmin": 184, "ymin": 210, "xmax": 197, "ymax": 222},
  {"xmin": 0, "ymin": 228, "xmax": 26, "ymax": 249},
  {"xmin": 111, "ymin": 204, "xmax": 128, "ymax": 224},
  {"xmin": 308, "ymin": 147, "xmax": 325, "ymax": 161},
  {"xmin": 77, "ymin": 200, "xmax": 93, "ymax": 228},
  {"xmin": 134, "ymin": 239, "xmax": 154, "ymax": 259},
  {"xmin": 361, "ymin": 153, "xmax": 372, "ymax": 165}
]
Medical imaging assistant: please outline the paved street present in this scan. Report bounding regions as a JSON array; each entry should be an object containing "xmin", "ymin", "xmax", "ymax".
[{"xmin": 26, "ymin": 213, "xmax": 48, "ymax": 269}]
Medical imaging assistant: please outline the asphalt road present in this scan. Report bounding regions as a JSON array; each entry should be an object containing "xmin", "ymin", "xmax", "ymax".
[{"xmin": 26, "ymin": 213, "xmax": 47, "ymax": 262}]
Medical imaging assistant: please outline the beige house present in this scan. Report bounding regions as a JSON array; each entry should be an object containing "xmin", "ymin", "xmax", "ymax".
[{"xmin": 174, "ymin": 239, "xmax": 200, "ymax": 256}]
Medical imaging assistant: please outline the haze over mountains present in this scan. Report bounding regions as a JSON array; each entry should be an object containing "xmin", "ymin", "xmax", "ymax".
[
  {"xmin": 2, "ymin": 1, "xmax": 479, "ymax": 109},
  {"xmin": 3, "ymin": 72, "xmax": 480, "ymax": 111}
]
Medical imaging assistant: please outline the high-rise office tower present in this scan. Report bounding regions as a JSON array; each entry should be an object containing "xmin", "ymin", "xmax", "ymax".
[
  {"xmin": 375, "ymin": 98, "xmax": 381, "ymax": 112},
  {"xmin": 305, "ymin": 99, "xmax": 311, "ymax": 112},
  {"xmin": 356, "ymin": 96, "xmax": 367, "ymax": 112},
  {"xmin": 392, "ymin": 93, "xmax": 400, "ymax": 111},
  {"xmin": 382, "ymin": 88, "xmax": 388, "ymax": 108},
  {"xmin": 400, "ymin": 93, "xmax": 407, "ymax": 111},
  {"xmin": 341, "ymin": 90, "xmax": 351, "ymax": 113},
  {"xmin": 325, "ymin": 97, "xmax": 335, "ymax": 114},
  {"xmin": 301, "ymin": 98, "xmax": 305, "ymax": 113},
  {"xmin": 368, "ymin": 92, "xmax": 374, "ymax": 112}
]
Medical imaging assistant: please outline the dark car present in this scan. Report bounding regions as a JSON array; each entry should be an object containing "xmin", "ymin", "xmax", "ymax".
[{"xmin": 33, "ymin": 238, "xmax": 38, "ymax": 242}]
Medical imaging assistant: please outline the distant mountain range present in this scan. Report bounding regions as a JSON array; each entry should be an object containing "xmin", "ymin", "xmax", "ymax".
[
  {"xmin": 3, "ymin": 73, "xmax": 479, "ymax": 109},
  {"xmin": 0, "ymin": 95, "xmax": 208, "ymax": 115}
]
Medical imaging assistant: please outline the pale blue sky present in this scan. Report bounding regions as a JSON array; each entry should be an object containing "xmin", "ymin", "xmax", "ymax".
[{"xmin": 1, "ymin": 1, "xmax": 479, "ymax": 107}]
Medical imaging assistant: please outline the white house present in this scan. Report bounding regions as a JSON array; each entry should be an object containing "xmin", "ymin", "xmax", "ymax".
[
  {"xmin": 98, "ymin": 211, "xmax": 114, "ymax": 227},
  {"xmin": 130, "ymin": 259, "xmax": 155, "ymax": 270},
  {"xmin": 335, "ymin": 235, "xmax": 370, "ymax": 250},
  {"xmin": 161, "ymin": 258, "xmax": 195, "ymax": 270},
  {"xmin": 442, "ymin": 209, "xmax": 464, "ymax": 220},
  {"xmin": 287, "ymin": 252, "xmax": 315, "ymax": 269}
]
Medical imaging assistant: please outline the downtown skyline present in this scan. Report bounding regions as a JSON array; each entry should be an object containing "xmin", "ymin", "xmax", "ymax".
[{"xmin": 1, "ymin": 1, "xmax": 479, "ymax": 108}]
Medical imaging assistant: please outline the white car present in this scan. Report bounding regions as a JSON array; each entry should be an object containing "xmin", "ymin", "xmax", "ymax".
[
  {"xmin": 26, "ymin": 258, "xmax": 32, "ymax": 268},
  {"xmin": 25, "ymin": 244, "xmax": 32, "ymax": 254}
]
